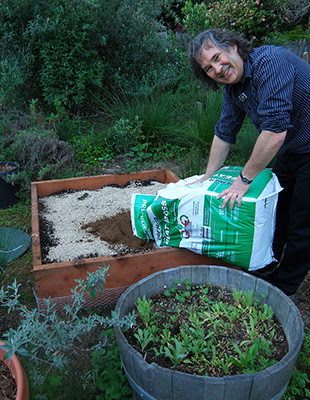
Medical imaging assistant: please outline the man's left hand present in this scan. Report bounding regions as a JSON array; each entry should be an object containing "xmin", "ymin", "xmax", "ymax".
[{"xmin": 216, "ymin": 176, "xmax": 251, "ymax": 209}]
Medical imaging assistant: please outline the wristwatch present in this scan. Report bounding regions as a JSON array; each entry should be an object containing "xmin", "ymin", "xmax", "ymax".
[{"xmin": 240, "ymin": 171, "xmax": 253, "ymax": 184}]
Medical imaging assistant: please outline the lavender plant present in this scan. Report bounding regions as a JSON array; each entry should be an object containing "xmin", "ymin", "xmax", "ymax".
[{"xmin": 0, "ymin": 265, "xmax": 136, "ymax": 399}]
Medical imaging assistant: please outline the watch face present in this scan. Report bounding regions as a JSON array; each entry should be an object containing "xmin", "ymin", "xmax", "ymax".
[
  {"xmin": 242, "ymin": 176, "xmax": 250, "ymax": 184},
  {"xmin": 240, "ymin": 173, "xmax": 252, "ymax": 184}
]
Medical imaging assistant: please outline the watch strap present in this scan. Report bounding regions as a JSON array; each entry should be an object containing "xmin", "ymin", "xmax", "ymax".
[{"xmin": 240, "ymin": 171, "xmax": 253, "ymax": 184}]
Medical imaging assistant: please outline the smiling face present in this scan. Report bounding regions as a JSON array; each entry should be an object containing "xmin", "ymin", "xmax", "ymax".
[{"xmin": 198, "ymin": 41, "xmax": 244, "ymax": 85}]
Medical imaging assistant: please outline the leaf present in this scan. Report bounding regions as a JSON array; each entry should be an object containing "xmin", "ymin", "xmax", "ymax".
[{"xmin": 90, "ymin": 285, "xmax": 97, "ymax": 299}]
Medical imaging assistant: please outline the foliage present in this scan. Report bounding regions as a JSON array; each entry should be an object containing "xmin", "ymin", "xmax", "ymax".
[
  {"xmin": 159, "ymin": 0, "xmax": 187, "ymax": 30},
  {"xmin": 8, "ymin": 127, "xmax": 75, "ymax": 192},
  {"xmin": 97, "ymin": 91, "xmax": 191, "ymax": 148},
  {"xmin": 182, "ymin": 0, "xmax": 296, "ymax": 43},
  {"xmin": 0, "ymin": 0, "xmax": 173, "ymax": 112},
  {"xmin": 0, "ymin": 53, "xmax": 30, "ymax": 111},
  {"xmin": 270, "ymin": 24, "xmax": 310, "ymax": 44},
  {"xmin": 91, "ymin": 329, "xmax": 132, "ymax": 400},
  {"xmin": 0, "ymin": 266, "xmax": 136, "ymax": 399},
  {"xmin": 70, "ymin": 130, "xmax": 113, "ymax": 168},
  {"xmin": 126, "ymin": 279, "xmax": 284, "ymax": 376},
  {"xmin": 151, "ymin": 143, "xmax": 188, "ymax": 163},
  {"xmin": 123, "ymin": 143, "xmax": 153, "ymax": 173},
  {"xmin": 184, "ymin": 88, "xmax": 224, "ymax": 151},
  {"xmin": 283, "ymin": 327, "xmax": 310, "ymax": 399},
  {"xmin": 104, "ymin": 116, "xmax": 145, "ymax": 155}
]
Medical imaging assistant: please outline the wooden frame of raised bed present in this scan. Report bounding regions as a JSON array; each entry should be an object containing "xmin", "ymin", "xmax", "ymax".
[{"xmin": 31, "ymin": 169, "xmax": 230, "ymax": 310}]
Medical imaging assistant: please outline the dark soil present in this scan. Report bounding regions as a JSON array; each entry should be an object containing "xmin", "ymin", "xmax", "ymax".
[
  {"xmin": 0, "ymin": 360, "xmax": 16, "ymax": 400},
  {"xmin": 124, "ymin": 283, "xmax": 289, "ymax": 377},
  {"xmin": 81, "ymin": 211, "xmax": 154, "ymax": 255}
]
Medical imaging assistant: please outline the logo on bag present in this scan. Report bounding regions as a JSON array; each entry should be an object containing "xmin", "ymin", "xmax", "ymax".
[{"xmin": 180, "ymin": 214, "xmax": 190, "ymax": 238}]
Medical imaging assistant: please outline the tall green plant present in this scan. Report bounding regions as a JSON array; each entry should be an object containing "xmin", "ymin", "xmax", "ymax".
[
  {"xmin": 98, "ymin": 91, "xmax": 190, "ymax": 147},
  {"xmin": 184, "ymin": 88, "xmax": 223, "ymax": 152}
]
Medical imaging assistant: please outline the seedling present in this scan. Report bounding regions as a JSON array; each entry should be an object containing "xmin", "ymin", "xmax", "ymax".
[{"xmin": 126, "ymin": 280, "xmax": 287, "ymax": 376}]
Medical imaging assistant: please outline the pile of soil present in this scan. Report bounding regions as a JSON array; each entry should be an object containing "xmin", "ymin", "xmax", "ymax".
[{"xmin": 81, "ymin": 210, "xmax": 154, "ymax": 255}]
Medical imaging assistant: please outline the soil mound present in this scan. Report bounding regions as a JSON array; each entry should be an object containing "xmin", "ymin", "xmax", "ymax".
[{"xmin": 82, "ymin": 211, "xmax": 154, "ymax": 253}]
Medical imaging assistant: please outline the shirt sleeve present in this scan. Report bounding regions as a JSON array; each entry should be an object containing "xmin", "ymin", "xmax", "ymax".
[
  {"xmin": 253, "ymin": 53, "xmax": 295, "ymax": 133},
  {"xmin": 214, "ymin": 88, "xmax": 246, "ymax": 144}
]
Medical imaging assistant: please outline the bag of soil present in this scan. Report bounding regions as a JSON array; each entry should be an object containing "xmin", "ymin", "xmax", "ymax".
[
  {"xmin": 131, "ymin": 194, "xmax": 156, "ymax": 241},
  {"xmin": 132, "ymin": 166, "xmax": 282, "ymax": 271}
]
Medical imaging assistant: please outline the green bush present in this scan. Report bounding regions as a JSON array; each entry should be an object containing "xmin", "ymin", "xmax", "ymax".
[
  {"xmin": 104, "ymin": 116, "xmax": 145, "ymax": 155},
  {"xmin": 71, "ymin": 129, "xmax": 114, "ymax": 167},
  {"xmin": 182, "ymin": 0, "xmax": 291, "ymax": 43},
  {"xmin": 270, "ymin": 24, "xmax": 310, "ymax": 44},
  {"xmin": 0, "ymin": 0, "xmax": 173, "ymax": 112}
]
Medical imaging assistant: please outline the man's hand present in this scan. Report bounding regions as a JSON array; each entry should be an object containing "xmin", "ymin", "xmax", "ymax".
[
  {"xmin": 216, "ymin": 175, "xmax": 251, "ymax": 209},
  {"xmin": 187, "ymin": 176, "xmax": 208, "ymax": 185}
]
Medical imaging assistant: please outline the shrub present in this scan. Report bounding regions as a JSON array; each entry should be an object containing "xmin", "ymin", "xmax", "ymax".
[
  {"xmin": 104, "ymin": 116, "xmax": 145, "ymax": 155},
  {"xmin": 182, "ymin": 0, "xmax": 295, "ymax": 43},
  {"xmin": 71, "ymin": 129, "xmax": 114, "ymax": 167},
  {"xmin": 0, "ymin": 54, "xmax": 29, "ymax": 110},
  {"xmin": 0, "ymin": 266, "xmax": 136, "ymax": 399},
  {"xmin": 0, "ymin": 0, "xmax": 174, "ymax": 112},
  {"xmin": 8, "ymin": 127, "xmax": 75, "ymax": 192}
]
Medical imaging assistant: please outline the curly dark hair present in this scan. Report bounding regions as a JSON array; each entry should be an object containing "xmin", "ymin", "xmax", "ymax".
[{"xmin": 188, "ymin": 29, "xmax": 253, "ymax": 91}]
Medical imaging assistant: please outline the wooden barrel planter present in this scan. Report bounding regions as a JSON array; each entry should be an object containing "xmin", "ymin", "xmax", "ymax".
[
  {"xmin": 114, "ymin": 265, "xmax": 304, "ymax": 400},
  {"xmin": 0, "ymin": 341, "xmax": 29, "ymax": 400}
]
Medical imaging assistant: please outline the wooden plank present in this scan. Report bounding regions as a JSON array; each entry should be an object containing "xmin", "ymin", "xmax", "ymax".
[
  {"xmin": 33, "ymin": 169, "xmax": 179, "ymax": 197},
  {"xmin": 34, "ymin": 247, "xmax": 231, "ymax": 299},
  {"xmin": 31, "ymin": 183, "xmax": 42, "ymax": 266}
]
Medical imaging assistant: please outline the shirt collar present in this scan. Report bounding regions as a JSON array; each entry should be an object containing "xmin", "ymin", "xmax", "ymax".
[{"xmin": 242, "ymin": 57, "xmax": 252, "ymax": 82}]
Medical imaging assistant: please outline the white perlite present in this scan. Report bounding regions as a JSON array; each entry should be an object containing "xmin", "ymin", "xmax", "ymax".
[{"xmin": 40, "ymin": 181, "xmax": 167, "ymax": 263}]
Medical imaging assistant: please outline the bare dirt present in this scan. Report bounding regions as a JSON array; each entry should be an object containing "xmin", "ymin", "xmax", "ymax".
[
  {"xmin": 0, "ymin": 360, "xmax": 16, "ymax": 400},
  {"xmin": 81, "ymin": 210, "xmax": 155, "ymax": 255}
]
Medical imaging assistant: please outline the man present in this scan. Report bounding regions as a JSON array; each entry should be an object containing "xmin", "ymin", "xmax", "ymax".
[{"xmin": 188, "ymin": 28, "xmax": 310, "ymax": 296}]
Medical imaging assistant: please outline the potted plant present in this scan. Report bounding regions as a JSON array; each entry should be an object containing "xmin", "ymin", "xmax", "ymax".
[
  {"xmin": 0, "ymin": 162, "xmax": 19, "ymax": 209},
  {"xmin": 114, "ymin": 265, "xmax": 304, "ymax": 400},
  {"xmin": 0, "ymin": 341, "xmax": 29, "ymax": 400},
  {"xmin": 0, "ymin": 162, "xmax": 19, "ymax": 180}
]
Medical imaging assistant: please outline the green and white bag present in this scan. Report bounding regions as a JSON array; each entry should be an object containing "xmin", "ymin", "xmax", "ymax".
[
  {"xmin": 131, "ymin": 194, "xmax": 156, "ymax": 241},
  {"xmin": 131, "ymin": 166, "xmax": 283, "ymax": 271}
]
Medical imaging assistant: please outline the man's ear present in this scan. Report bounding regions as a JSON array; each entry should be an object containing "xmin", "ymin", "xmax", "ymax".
[{"xmin": 230, "ymin": 43, "xmax": 238, "ymax": 53}]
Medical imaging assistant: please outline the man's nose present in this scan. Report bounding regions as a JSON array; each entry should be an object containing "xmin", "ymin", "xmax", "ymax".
[{"xmin": 214, "ymin": 63, "xmax": 222, "ymax": 75}]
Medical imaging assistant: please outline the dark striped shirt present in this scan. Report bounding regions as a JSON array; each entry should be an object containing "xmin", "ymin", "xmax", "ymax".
[{"xmin": 214, "ymin": 45, "xmax": 310, "ymax": 153}]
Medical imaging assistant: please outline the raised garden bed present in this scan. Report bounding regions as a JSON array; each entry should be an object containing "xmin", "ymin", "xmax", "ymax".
[{"xmin": 31, "ymin": 170, "xmax": 232, "ymax": 311}]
